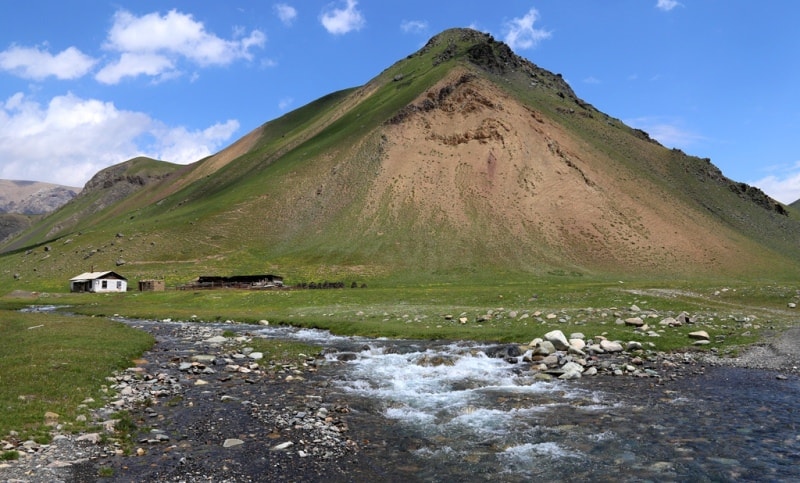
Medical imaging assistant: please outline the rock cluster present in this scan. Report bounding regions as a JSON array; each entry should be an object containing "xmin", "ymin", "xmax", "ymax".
[
  {"xmin": 478, "ymin": 304, "xmax": 738, "ymax": 382},
  {"xmin": 515, "ymin": 328, "xmax": 672, "ymax": 381}
]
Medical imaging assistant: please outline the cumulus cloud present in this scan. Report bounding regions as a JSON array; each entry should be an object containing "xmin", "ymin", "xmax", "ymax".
[
  {"xmin": 151, "ymin": 120, "xmax": 240, "ymax": 165},
  {"xmin": 656, "ymin": 0, "xmax": 681, "ymax": 12},
  {"xmin": 751, "ymin": 163, "xmax": 800, "ymax": 205},
  {"xmin": 0, "ymin": 92, "xmax": 239, "ymax": 186},
  {"xmin": 96, "ymin": 9, "xmax": 265, "ymax": 84},
  {"xmin": 320, "ymin": 0, "xmax": 365, "ymax": 35},
  {"xmin": 0, "ymin": 45, "xmax": 96, "ymax": 80},
  {"xmin": 400, "ymin": 20, "xmax": 428, "ymax": 34},
  {"xmin": 95, "ymin": 52, "xmax": 175, "ymax": 85},
  {"xmin": 503, "ymin": 8, "xmax": 552, "ymax": 50},
  {"xmin": 625, "ymin": 116, "xmax": 705, "ymax": 148},
  {"xmin": 275, "ymin": 3, "xmax": 298, "ymax": 26}
]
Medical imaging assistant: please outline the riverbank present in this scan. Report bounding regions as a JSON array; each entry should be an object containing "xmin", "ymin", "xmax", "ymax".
[{"xmin": 699, "ymin": 326, "xmax": 800, "ymax": 374}]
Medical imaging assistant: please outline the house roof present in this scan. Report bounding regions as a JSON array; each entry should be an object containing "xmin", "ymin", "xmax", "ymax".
[{"xmin": 69, "ymin": 271, "xmax": 127, "ymax": 281}]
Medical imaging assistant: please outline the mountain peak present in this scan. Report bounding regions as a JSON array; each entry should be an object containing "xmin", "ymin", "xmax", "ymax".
[{"xmin": 412, "ymin": 28, "xmax": 579, "ymax": 103}]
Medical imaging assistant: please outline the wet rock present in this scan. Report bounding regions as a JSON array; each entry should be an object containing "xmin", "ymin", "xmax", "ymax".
[
  {"xmin": 533, "ymin": 340, "xmax": 556, "ymax": 356},
  {"xmin": 484, "ymin": 344, "xmax": 522, "ymax": 359},
  {"xmin": 558, "ymin": 362, "xmax": 584, "ymax": 380},
  {"xmin": 223, "ymin": 438, "xmax": 244, "ymax": 448},
  {"xmin": 271, "ymin": 441, "xmax": 294, "ymax": 451}
]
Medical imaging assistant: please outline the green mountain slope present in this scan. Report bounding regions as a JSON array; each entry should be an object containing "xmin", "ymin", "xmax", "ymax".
[{"xmin": 2, "ymin": 28, "xmax": 799, "ymax": 291}]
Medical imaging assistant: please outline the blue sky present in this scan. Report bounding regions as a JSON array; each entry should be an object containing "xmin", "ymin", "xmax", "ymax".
[{"xmin": 1, "ymin": 1, "xmax": 799, "ymax": 203}]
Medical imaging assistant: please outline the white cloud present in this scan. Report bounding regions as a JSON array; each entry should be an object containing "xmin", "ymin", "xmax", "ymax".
[
  {"xmin": 503, "ymin": 8, "xmax": 552, "ymax": 51},
  {"xmin": 400, "ymin": 20, "xmax": 428, "ymax": 34},
  {"xmin": 0, "ymin": 92, "xmax": 239, "ymax": 186},
  {"xmin": 751, "ymin": 162, "xmax": 800, "ymax": 205},
  {"xmin": 656, "ymin": 0, "xmax": 681, "ymax": 12},
  {"xmin": 275, "ymin": 3, "xmax": 298, "ymax": 26},
  {"xmin": 96, "ymin": 53, "xmax": 175, "ymax": 85},
  {"xmin": 320, "ymin": 0, "xmax": 365, "ymax": 35},
  {"xmin": 625, "ymin": 116, "xmax": 705, "ymax": 148},
  {"xmin": 98, "ymin": 9, "xmax": 266, "ymax": 83},
  {"xmin": 0, "ymin": 45, "xmax": 96, "ymax": 80},
  {"xmin": 583, "ymin": 76, "xmax": 601, "ymax": 84},
  {"xmin": 151, "ymin": 120, "xmax": 240, "ymax": 165}
]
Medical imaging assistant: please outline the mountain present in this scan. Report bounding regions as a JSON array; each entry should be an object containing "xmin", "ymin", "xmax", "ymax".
[
  {"xmin": 0, "ymin": 180, "xmax": 80, "ymax": 245},
  {"xmin": 2, "ymin": 28, "xmax": 799, "ymax": 289},
  {"xmin": 0, "ymin": 180, "xmax": 79, "ymax": 215},
  {"xmin": 0, "ymin": 157, "xmax": 179, "ymax": 252}
]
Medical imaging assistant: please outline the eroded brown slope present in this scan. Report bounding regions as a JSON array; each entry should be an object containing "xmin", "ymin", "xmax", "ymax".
[{"xmin": 364, "ymin": 68, "xmax": 766, "ymax": 274}]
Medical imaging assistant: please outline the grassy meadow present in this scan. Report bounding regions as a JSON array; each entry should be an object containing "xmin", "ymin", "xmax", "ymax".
[{"xmin": 0, "ymin": 309, "xmax": 153, "ymax": 443}]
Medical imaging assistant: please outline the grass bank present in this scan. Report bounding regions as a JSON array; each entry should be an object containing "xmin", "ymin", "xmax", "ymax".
[
  {"xmin": 6, "ymin": 278, "xmax": 796, "ymax": 351},
  {"xmin": 0, "ymin": 309, "xmax": 153, "ymax": 442}
]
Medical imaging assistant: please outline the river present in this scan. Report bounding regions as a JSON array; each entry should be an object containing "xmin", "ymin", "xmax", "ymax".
[
  {"xmin": 248, "ymin": 323, "xmax": 800, "ymax": 482},
  {"xmin": 17, "ymin": 308, "xmax": 800, "ymax": 481}
]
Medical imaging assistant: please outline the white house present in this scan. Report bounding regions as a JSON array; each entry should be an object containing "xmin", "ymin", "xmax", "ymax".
[{"xmin": 69, "ymin": 271, "xmax": 128, "ymax": 293}]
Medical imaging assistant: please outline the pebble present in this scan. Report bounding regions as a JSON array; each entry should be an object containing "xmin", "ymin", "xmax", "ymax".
[{"xmin": 223, "ymin": 438, "xmax": 244, "ymax": 448}]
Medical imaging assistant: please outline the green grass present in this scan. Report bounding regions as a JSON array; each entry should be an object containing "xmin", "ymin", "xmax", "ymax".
[
  {"xmin": 1, "ymin": 450, "xmax": 19, "ymax": 461},
  {"xmin": 0, "ymin": 310, "xmax": 154, "ymax": 441},
  {"xmin": 98, "ymin": 466, "xmax": 115, "ymax": 477},
  {"xmin": 245, "ymin": 339, "xmax": 321, "ymax": 368},
  {"xmin": 5, "ymin": 277, "xmax": 792, "ymax": 354}
]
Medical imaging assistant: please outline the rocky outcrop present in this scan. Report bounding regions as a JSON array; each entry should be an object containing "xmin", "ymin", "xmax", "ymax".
[{"xmin": 77, "ymin": 159, "xmax": 173, "ymax": 208}]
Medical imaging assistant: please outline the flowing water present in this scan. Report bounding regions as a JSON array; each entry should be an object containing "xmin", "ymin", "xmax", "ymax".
[
  {"xmin": 22, "ymin": 306, "xmax": 798, "ymax": 481},
  {"xmin": 256, "ymin": 325, "xmax": 800, "ymax": 482}
]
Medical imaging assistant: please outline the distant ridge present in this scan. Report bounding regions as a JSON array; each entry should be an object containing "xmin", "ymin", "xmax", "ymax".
[
  {"xmin": 0, "ymin": 180, "xmax": 79, "ymax": 215},
  {"xmin": 2, "ymin": 28, "xmax": 799, "ymax": 285}
]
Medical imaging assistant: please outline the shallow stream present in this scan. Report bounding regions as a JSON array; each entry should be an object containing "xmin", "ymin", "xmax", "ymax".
[
  {"xmin": 21, "ymin": 306, "xmax": 798, "ymax": 481},
  {"xmin": 256, "ymin": 324, "xmax": 800, "ymax": 482}
]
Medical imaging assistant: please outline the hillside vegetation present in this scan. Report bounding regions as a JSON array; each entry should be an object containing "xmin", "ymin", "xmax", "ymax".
[{"xmin": 2, "ymin": 28, "xmax": 799, "ymax": 292}]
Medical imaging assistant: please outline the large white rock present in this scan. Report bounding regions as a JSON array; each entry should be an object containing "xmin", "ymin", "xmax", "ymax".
[
  {"xmin": 569, "ymin": 338, "xmax": 586, "ymax": 351},
  {"xmin": 559, "ymin": 362, "xmax": 584, "ymax": 380},
  {"xmin": 544, "ymin": 330, "xmax": 569, "ymax": 350},
  {"xmin": 688, "ymin": 330, "xmax": 710, "ymax": 341},
  {"xmin": 599, "ymin": 340, "xmax": 624, "ymax": 352},
  {"xmin": 625, "ymin": 317, "xmax": 644, "ymax": 327},
  {"xmin": 534, "ymin": 340, "xmax": 556, "ymax": 356}
]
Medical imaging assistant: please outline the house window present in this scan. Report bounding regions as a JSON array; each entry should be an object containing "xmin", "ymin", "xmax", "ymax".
[
  {"xmin": 117, "ymin": 281, "xmax": 122, "ymax": 289},
  {"xmin": 101, "ymin": 280, "xmax": 107, "ymax": 289}
]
